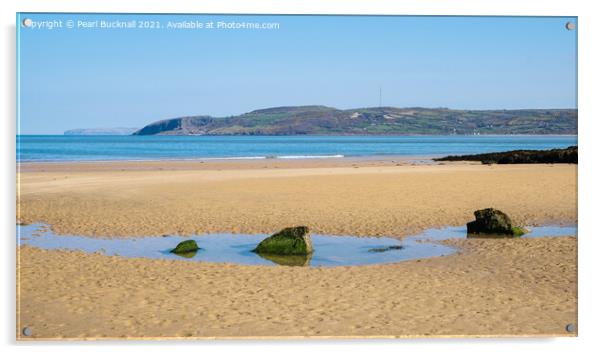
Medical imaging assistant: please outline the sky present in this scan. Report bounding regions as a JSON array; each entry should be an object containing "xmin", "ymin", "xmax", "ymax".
[{"xmin": 17, "ymin": 14, "xmax": 577, "ymax": 134}]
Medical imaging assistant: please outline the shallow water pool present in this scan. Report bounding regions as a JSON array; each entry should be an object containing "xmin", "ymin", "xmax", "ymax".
[{"xmin": 18, "ymin": 223, "xmax": 576, "ymax": 267}]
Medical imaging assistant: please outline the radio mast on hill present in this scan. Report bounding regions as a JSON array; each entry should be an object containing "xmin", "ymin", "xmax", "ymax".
[{"xmin": 379, "ymin": 86, "xmax": 382, "ymax": 107}]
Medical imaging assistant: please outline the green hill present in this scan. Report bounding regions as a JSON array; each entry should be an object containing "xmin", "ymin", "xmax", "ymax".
[{"xmin": 133, "ymin": 106, "xmax": 577, "ymax": 136}]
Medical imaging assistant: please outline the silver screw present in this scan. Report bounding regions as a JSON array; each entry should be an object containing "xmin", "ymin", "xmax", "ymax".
[
  {"xmin": 22, "ymin": 18, "xmax": 32, "ymax": 28},
  {"xmin": 565, "ymin": 22, "xmax": 576, "ymax": 31},
  {"xmin": 22, "ymin": 327, "xmax": 32, "ymax": 336},
  {"xmin": 566, "ymin": 323, "xmax": 575, "ymax": 333}
]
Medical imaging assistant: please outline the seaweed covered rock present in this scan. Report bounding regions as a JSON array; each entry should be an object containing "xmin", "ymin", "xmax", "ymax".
[
  {"xmin": 467, "ymin": 208, "xmax": 526, "ymax": 237},
  {"xmin": 434, "ymin": 146, "xmax": 577, "ymax": 164},
  {"xmin": 253, "ymin": 226, "xmax": 313, "ymax": 255},
  {"xmin": 170, "ymin": 239, "xmax": 200, "ymax": 254}
]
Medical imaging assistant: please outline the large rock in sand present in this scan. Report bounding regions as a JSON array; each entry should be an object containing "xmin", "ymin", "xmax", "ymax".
[
  {"xmin": 253, "ymin": 226, "xmax": 313, "ymax": 255},
  {"xmin": 467, "ymin": 208, "xmax": 526, "ymax": 237}
]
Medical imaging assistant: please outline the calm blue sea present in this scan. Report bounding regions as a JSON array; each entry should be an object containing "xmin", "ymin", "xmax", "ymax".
[{"xmin": 16, "ymin": 135, "xmax": 577, "ymax": 162}]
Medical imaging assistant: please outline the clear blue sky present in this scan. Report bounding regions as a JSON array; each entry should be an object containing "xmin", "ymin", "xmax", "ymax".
[{"xmin": 17, "ymin": 14, "xmax": 577, "ymax": 134}]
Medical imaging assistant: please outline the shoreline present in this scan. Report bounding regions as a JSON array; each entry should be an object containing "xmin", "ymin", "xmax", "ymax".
[
  {"xmin": 17, "ymin": 155, "xmax": 446, "ymax": 173},
  {"xmin": 17, "ymin": 154, "xmax": 439, "ymax": 163}
]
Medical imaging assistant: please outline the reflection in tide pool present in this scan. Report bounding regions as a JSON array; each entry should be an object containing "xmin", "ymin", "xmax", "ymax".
[{"xmin": 18, "ymin": 223, "xmax": 576, "ymax": 267}]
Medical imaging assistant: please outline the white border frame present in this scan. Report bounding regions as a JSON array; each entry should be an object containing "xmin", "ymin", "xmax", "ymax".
[{"xmin": 2, "ymin": 1, "xmax": 600, "ymax": 353}]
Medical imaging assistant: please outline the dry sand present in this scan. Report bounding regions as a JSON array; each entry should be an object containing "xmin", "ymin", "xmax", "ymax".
[
  {"xmin": 16, "ymin": 159, "xmax": 578, "ymax": 339},
  {"xmin": 17, "ymin": 160, "xmax": 577, "ymax": 237},
  {"xmin": 18, "ymin": 237, "xmax": 577, "ymax": 339}
]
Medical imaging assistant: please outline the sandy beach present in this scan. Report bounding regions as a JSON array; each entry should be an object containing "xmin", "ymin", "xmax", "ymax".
[
  {"xmin": 16, "ymin": 159, "xmax": 578, "ymax": 339},
  {"xmin": 17, "ymin": 159, "xmax": 577, "ymax": 237}
]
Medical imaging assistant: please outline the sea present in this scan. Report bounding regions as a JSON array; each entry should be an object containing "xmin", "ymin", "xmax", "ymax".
[{"xmin": 16, "ymin": 135, "xmax": 577, "ymax": 163}]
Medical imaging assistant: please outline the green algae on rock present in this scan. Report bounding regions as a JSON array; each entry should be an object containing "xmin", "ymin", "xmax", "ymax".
[
  {"xmin": 253, "ymin": 226, "xmax": 313, "ymax": 255},
  {"xmin": 170, "ymin": 239, "xmax": 200, "ymax": 254}
]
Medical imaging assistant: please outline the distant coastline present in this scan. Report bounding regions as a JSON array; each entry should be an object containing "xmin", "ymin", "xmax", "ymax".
[
  {"xmin": 130, "ymin": 106, "xmax": 577, "ymax": 136},
  {"xmin": 63, "ymin": 127, "xmax": 138, "ymax": 136}
]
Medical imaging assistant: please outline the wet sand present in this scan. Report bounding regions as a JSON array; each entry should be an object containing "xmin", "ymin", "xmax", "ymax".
[{"xmin": 16, "ymin": 159, "xmax": 577, "ymax": 339}]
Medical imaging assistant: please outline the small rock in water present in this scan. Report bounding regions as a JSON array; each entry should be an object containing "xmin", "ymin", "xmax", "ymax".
[
  {"xmin": 171, "ymin": 239, "xmax": 200, "ymax": 254},
  {"xmin": 253, "ymin": 226, "xmax": 313, "ymax": 255},
  {"xmin": 466, "ymin": 208, "xmax": 527, "ymax": 237}
]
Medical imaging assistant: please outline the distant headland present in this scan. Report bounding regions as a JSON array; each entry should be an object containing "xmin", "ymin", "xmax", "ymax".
[
  {"xmin": 130, "ymin": 106, "xmax": 577, "ymax": 136},
  {"xmin": 64, "ymin": 127, "xmax": 138, "ymax": 136}
]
